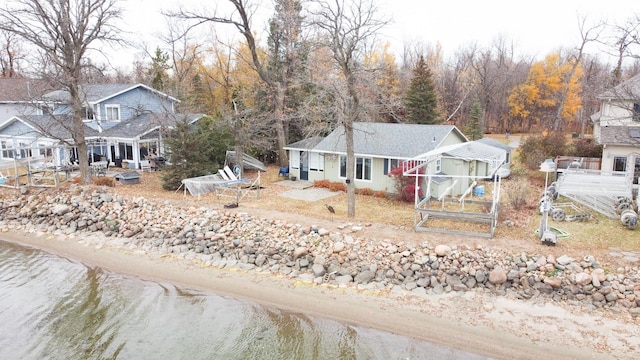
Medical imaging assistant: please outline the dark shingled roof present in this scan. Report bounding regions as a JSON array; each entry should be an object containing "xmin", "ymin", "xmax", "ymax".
[
  {"xmin": 599, "ymin": 125, "xmax": 640, "ymax": 145},
  {"xmin": 44, "ymin": 83, "xmax": 180, "ymax": 104},
  {"xmin": 312, "ymin": 122, "xmax": 463, "ymax": 158},
  {"xmin": 101, "ymin": 113, "xmax": 203, "ymax": 139},
  {"xmin": 6, "ymin": 115, "xmax": 100, "ymax": 139}
]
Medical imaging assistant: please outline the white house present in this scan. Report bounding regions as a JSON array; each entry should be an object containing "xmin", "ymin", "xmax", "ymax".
[{"xmin": 591, "ymin": 72, "xmax": 640, "ymax": 189}]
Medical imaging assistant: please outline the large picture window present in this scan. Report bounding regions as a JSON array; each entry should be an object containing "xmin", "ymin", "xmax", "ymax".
[
  {"xmin": 105, "ymin": 104, "xmax": 120, "ymax": 121},
  {"xmin": 339, "ymin": 155, "xmax": 372, "ymax": 181}
]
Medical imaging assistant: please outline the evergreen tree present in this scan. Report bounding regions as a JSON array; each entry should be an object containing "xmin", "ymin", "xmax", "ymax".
[
  {"xmin": 161, "ymin": 116, "xmax": 233, "ymax": 190},
  {"xmin": 404, "ymin": 55, "xmax": 440, "ymax": 124},
  {"xmin": 465, "ymin": 97, "xmax": 483, "ymax": 140},
  {"xmin": 149, "ymin": 47, "xmax": 170, "ymax": 91}
]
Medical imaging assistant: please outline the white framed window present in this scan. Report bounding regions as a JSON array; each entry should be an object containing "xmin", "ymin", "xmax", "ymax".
[
  {"xmin": 105, "ymin": 104, "xmax": 120, "ymax": 121},
  {"xmin": 613, "ymin": 156, "xmax": 627, "ymax": 172},
  {"xmin": 384, "ymin": 158, "xmax": 399, "ymax": 175},
  {"xmin": 1, "ymin": 140, "xmax": 15, "ymax": 159},
  {"xmin": 18, "ymin": 142, "xmax": 32, "ymax": 159},
  {"xmin": 435, "ymin": 158, "xmax": 442, "ymax": 173},
  {"xmin": 340, "ymin": 155, "xmax": 372, "ymax": 181}
]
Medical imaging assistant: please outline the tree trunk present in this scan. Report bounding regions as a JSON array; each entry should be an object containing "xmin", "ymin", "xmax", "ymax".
[
  {"xmin": 345, "ymin": 75, "xmax": 359, "ymax": 218},
  {"xmin": 345, "ymin": 119, "xmax": 355, "ymax": 217},
  {"xmin": 69, "ymin": 82, "xmax": 90, "ymax": 184},
  {"xmin": 274, "ymin": 84, "xmax": 289, "ymax": 167}
]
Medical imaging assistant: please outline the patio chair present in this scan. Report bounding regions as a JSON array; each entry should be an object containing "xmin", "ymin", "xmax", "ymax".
[{"xmin": 140, "ymin": 160, "xmax": 152, "ymax": 172}]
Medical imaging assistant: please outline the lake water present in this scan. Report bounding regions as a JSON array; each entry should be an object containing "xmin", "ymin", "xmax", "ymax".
[{"xmin": 0, "ymin": 239, "xmax": 491, "ymax": 360}]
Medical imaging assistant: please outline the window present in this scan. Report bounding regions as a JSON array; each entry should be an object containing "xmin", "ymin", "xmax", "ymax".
[
  {"xmin": 384, "ymin": 158, "xmax": 399, "ymax": 175},
  {"xmin": 1, "ymin": 141, "xmax": 15, "ymax": 159},
  {"xmin": 339, "ymin": 155, "xmax": 347, "ymax": 178},
  {"xmin": 105, "ymin": 105, "xmax": 120, "ymax": 121},
  {"xmin": 83, "ymin": 106, "xmax": 95, "ymax": 120},
  {"xmin": 339, "ymin": 155, "xmax": 372, "ymax": 181},
  {"xmin": 435, "ymin": 158, "xmax": 442, "ymax": 173},
  {"xmin": 634, "ymin": 157, "xmax": 640, "ymax": 185},
  {"xmin": 356, "ymin": 157, "xmax": 372, "ymax": 180},
  {"xmin": 19, "ymin": 142, "xmax": 31, "ymax": 159},
  {"xmin": 613, "ymin": 156, "xmax": 627, "ymax": 172},
  {"xmin": 634, "ymin": 103, "xmax": 640, "ymax": 122}
]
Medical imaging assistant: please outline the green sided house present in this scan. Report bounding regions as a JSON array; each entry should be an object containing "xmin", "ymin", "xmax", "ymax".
[{"xmin": 283, "ymin": 122, "xmax": 506, "ymax": 198}]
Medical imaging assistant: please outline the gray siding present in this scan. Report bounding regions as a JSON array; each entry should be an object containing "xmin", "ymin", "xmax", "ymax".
[{"xmin": 97, "ymin": 87, "xmax": 173, "ymax": 128}]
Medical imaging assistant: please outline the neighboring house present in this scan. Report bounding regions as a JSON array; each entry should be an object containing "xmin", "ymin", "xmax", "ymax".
[
  {"xmin": 0, "ymin": 78, "xmax": 53, "ymax": 126},
  {"xmin": 591, "ymin": 73, "xmax": 640, "ymax": 189},
  {"xmin": 284, "ymin": 122, "xmax": 506, "ymax": 198},
  {"xmin": 0, "ymin": 83, "xmax": 203, "ymax": 169}
]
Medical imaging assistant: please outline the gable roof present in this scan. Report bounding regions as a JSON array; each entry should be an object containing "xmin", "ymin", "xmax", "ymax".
[
  {"xmin": 43, "ymin": 83, "xmax": 180, "ymax": 104},
  {"xmin": 101, "ymin": 113, "xmax": 203, "ymax": 139},
  {"xmin": 598, "ymin": 73, "xmax": 640, "ymax": 101},
  {"xmin": 312, "ymin": 122, "xmax": 466, "ymax": 158},
  {"xmin": 0, "ymin": 115, "xmax": 100, "ymax": 140},
  {"xmin": 0, "ymin": 78, "xmax": 53, "ymax": 103}
]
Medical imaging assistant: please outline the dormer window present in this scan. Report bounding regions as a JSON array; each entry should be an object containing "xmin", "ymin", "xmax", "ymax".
[
  {"xmin": 83, "ymin": 106, "xmax": 94, "ymax": 120},
  {"xmin": 633, "ymin": 103, "xmax": 640, "ymax": 122},
  {"xmin": 105, "ymin": 104, "xmax": 120, "ymax": 121}
]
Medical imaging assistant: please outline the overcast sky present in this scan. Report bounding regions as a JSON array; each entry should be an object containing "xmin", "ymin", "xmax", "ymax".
[{"xmin": 114, "ymin": 0, "xmax": 638, "ymax": 69}]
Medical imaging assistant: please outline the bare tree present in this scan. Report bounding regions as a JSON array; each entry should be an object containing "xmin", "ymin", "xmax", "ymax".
[
  {"xmin": 312, "ymin": 0, "xmax": 389, "ymax": 217},
  {"xmin": 173, "ymin": 0, "xmax": 307, "ymax": 168},
  {"xmin": 0, "ymin": 0, "xmax": 122, "ymax": 183},
  {"xmin": 0, "ymin": 30, "xmax": 25, "ymax": 77},
  {"xmin": 553, "ymin": 16, "xmax": 604, "ymax": 131},
  {"xmin": 603, "ymin": 15, "xmax": 640, "ymax": 85}
]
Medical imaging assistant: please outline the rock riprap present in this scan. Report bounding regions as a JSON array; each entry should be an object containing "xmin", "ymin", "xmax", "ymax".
[{"xmin": 1, "ymin": 185, "xmax": 639, "ymax": 314}]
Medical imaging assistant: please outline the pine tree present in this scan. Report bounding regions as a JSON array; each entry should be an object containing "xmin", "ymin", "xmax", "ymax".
[
  {"xmin": 161, "ymin": 116, "xmax": 233, "ymax": 190},
  {"xmin": 404, "ymin": 55, "xmax": 440, "ymax": 124},
  {"xmin": 465, "ymin": 97, "xmax": 483, "ymax": 140}
]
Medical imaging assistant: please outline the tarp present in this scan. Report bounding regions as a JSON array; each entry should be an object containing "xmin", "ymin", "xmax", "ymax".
[{"xmin": 225, "ymin": 151, "xmax": 267, "ymax": 172}]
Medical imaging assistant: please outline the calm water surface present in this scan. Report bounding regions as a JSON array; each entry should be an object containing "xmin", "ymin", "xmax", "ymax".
[{"xmin": 0, "ymin": 240, "xmax": 490, "ymax": 360}]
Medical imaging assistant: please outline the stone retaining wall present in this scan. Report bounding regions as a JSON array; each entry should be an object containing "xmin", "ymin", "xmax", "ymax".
[{"xmin": 1, "ymin": 185, "xmax": 639, "ymax": 315}]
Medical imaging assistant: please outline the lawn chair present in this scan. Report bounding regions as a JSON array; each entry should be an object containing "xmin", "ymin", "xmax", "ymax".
[{"xmin": 140, "ymin": 160, "xmax": 152, "ymax": 172}]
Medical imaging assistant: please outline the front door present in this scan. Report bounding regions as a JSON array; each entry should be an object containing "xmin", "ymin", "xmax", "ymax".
[{"xmin": 300, "ymin": 151, "xmax": 309, "ymax": 180}]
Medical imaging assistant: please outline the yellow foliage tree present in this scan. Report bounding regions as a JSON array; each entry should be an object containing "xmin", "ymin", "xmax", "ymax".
[{"xmin": 508, "ymin": 53, "xmax": 583, "ymax": 131}]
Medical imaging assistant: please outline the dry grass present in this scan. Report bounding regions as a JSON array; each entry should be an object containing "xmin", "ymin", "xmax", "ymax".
[{"xmin": 37, "ymin": 145, "xmax": 636, "ymax": 271}]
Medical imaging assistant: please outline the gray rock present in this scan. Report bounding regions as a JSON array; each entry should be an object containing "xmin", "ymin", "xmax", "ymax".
[
  {"xmin": 556, "ymin": 255, "xmax": 574, "ymax": 266},
  {"xmin": 335, "ymin": 275, "xmax": 353, "ymax": 285},
  {"xmin": 354, "ymin": 270, "xmax": 375, "ymax": 284},
  {"xmin": 311, "ymin": 264, "xmax": 326, "ymax": 277}
]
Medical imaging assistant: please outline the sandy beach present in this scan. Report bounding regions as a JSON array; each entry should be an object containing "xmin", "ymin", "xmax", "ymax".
[{"xmin": 2, "ymin": 225, "xmax": 638, "ymax": 360}]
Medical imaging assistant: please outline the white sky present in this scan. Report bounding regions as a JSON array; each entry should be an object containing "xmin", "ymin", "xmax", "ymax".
[{"xmin": 113, "ymin": 0, "xmax": 639, "ymax": 69}]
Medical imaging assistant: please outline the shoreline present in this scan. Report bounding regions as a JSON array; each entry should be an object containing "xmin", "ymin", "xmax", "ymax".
[{"xmin": 0, "ymin": 230, "xmax": 621, "ymax": 360}]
